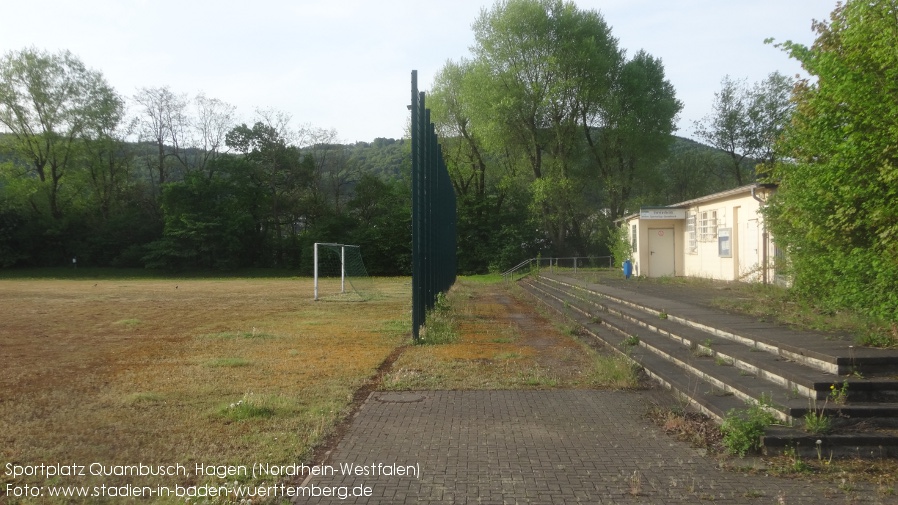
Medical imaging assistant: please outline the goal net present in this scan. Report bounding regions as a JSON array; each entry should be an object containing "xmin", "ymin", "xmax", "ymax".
[{"xmin": 313, "ymin": 243, "xmax": 373, "ymax": 300}]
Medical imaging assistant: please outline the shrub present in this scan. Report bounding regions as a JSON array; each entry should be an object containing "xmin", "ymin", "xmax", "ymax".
[{"xmin": 720, "ymin": 401, "xmax": 776, "ymax": 456}]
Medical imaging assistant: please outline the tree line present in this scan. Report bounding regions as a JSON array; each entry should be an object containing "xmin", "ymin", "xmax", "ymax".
[
  {"xmin": 0, "ymin": 50, "xmax": 412, "ymax": 273},
  {"xmin": 0, "ymin": 38, "xmax": 753, "ymax": 275},
  {"xmin": 8, "ymin": 0, "xmax": 887, "ymax": 329}
]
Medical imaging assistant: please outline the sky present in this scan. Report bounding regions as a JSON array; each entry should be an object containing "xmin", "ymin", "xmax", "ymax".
[{"xmin": 1, "ymin": 0, "xmax": 837, "ymax": 144}]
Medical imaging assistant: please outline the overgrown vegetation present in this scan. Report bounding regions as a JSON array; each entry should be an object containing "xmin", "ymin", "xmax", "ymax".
[
  {"xmin": 766, "ymin": 0, "xmax": 898, "ymax": 325},
  {"xmin": 417, "ymin": 292, "xmax": 459, "ymax": 345},
  {"xmin": 709, "ymin": 279, "xmax": 897, "ymax": 348},
  {"xmin": 720, "ymin": 400, "xmax": 776, "ymax": 457},
  {"xmin": 383, "ymin": 277, "xmax": 641, "ymax": 390}
]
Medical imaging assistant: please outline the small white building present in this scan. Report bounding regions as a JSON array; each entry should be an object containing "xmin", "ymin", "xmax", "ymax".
[{"xmin": 618, "ymin": 183, "xmax": 779, "ymax": 283}]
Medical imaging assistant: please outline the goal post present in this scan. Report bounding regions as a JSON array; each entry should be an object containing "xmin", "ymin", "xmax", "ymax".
[{"xmin": 313, "ymin": 243, "xmax": 372, "ymax": 300}]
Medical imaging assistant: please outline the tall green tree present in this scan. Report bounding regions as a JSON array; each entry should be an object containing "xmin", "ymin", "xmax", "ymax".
[
  {"xmin": 226, "ymin": 116, "xmax": 314, "ymax": 266},
  {"xmin": 768, "ymin": 0, "xmax": 898, "ymax": 321},
  {"xmin": 469, "ymin": 0, "xmax": 621, "ymax": 253},
  {"xmin": 693, "ymin": 72, "xmax": 795, "ymax": 185},
  {"xmin": 582, "ymin": 50, "xmax": 681, "ymax": 219},
  {"xmin": 432, "ymin": 0, "xmax": 679, "ymax": 264},
  {"xmin": 0, "ymin": 48, "xmax": 123, "ymax": 220},
  {"xmin": 143, "ymin": 168, "xmax": 260, "ymax": 270}
]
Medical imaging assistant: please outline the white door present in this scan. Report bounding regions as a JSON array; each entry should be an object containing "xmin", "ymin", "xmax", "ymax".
[
  {"xmin": 648, "ymin": 228, "xmax": 675, "ymax": 277},
  {"xmin": 740, "ymin": 219, "xmax": 760, "ymax": 281}
]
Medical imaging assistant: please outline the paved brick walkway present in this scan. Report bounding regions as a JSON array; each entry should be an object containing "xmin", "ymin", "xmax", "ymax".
[{"xmin": 298, "ymin": 390, "xmax": 879, "ymax": 504}]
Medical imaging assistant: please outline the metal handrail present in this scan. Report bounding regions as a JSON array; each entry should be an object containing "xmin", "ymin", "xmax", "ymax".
[
  {"xmin": 502, "ymin": 258, "xmax": 533, "ymax": 277},
  {"xmin": 502, "ymin": 256, "xmax": 614, "ymax": 284}
]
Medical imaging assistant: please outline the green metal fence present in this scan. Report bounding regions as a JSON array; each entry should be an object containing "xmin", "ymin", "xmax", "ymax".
[{"xmin": 410, "ymin": 70, "xmax": 457, "ymax": 341}]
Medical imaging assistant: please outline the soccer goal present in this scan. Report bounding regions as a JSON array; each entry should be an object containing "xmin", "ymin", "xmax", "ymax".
[{"xmin": 313, "ymin": 243, "xmax": 373, "ymax": 300}]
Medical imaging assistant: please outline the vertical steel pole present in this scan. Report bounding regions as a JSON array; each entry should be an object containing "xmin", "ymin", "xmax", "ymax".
[
  {"xmin": 411, "ymin": 71, "xmax": 421, "ymax": 340},
  {"xmin": 313, "ymin": 242, "xmax": 319, "ymax": 300},
  {"xmin": 341, "ymin": 245, "xmax": 346, "ymax": 294}
]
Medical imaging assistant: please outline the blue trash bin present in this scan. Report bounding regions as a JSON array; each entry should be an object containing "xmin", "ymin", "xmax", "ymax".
[{"xmin": 623, "ymin": 259, "xmax": 633, "ymax": 279}]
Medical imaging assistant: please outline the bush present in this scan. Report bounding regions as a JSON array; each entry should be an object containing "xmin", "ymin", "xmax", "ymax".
[{"xmin": 720, "ymin": 401, "xmax": 776, "ymax": 457}]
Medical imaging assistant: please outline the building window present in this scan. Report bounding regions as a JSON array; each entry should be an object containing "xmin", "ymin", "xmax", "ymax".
[
  {"xmin": 700, "ymin": 210, "xmax": 718, "ymax": 241},
  {"xmin": 686, "ymin": 212, "xmax": 697, "ymax": 253},
  {"xmin": 631, "ymin": 224, "xmax": 637, "ymax": 252}
]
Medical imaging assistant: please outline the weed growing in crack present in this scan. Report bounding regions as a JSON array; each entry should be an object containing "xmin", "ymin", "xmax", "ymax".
[
  {"xmin": 629, "ymin": 470, "xmax": 641, "ymax": 496},
  {"xmin": 720, "ymin": 399, "xmax": 775, "ymax": 456},
  {"xmin": 803, "ymin": 397, "xmax": 832, "ymax": 435},
  {"xmin": 620, "ymin": 335, "xmax": 640, "ymax": 348},
  {"xmin": 715, "ymin": 355, "xmax": 733, "ymax": 366},
  {"xmin": 829, "ymin": 380, "xmax": 849, "ymax": 404}
]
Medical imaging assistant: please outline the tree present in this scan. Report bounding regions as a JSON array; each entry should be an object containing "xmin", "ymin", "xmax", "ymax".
[
  {"xmin": 463, "ymin": 0, "xmax": 622, "ymax": 253},
  {"xmin": 132, "ymin": 86, "xmax": 188, "ymax": 190},
  {"xmin": 582, "ymin": 50, "xmax": 682, "ymax": 220},
  {"xmin": 430, "ymin": 59, "xmax": 492, "ymax": 201},
  {"xmin": 693, "ymin": 72, "xmax": 795, "ymax": 185},
  {"xmin": 0, "ymin": 48, "xmax": 123, "ymax": 219},
  {"xmin": 767, "ymin": 0, "xmax": 898, "ymax": 322},
  {"xmin": 225, "ymin": 113, "xmax": 314, "ymax": 266},
  {"xmin": 191, "ymin": 93, "xmax": 237, "ymax": 178},
  {"xmin": 306, "ymin": 128, "xmax": 360, "ymax": 215},
  {"xmin": 430, "ymin": 59, "xmax": 534, "ymax": 271},
  {"xmin": 144, "ymin": 169, "xmax": 259, "ymax": 270},
  {"xmin": 345, "ymin": 173, "xmax": 411, "ymax": 275}
]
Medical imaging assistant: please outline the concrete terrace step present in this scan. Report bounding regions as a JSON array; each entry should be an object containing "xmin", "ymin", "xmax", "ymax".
[
  {"xmin": 522, "ymin": 277, "xmax": 898, "ymax": 423},
  {"xmin": 530, "ymin": 275, "xmax": 898, "ymax": 404},
  {"xmin": 542, "ymin": 273, "xmax": 898, "ymax": 376},
  {"xmin": 517, "ymin": 273, "xmax": 898, "ymax": 458}
]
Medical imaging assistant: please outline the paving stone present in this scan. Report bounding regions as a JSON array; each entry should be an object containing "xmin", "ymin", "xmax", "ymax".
[{"xmin": 296, "ymin": 390, "xmax": 879, "ymax": 504}]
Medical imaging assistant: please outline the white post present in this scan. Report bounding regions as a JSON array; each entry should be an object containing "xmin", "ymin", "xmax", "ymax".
[
  {"xmin": 314, "ymin": 243, "xmax": 319, "ymax": 300},
  {"xmin": 340, "ymin": 245, "xmax": 346, "ymax": 294}
]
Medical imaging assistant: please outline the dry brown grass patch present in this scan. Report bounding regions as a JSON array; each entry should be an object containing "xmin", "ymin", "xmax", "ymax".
[
  {"xmin": 0, "ymin": 277, "xmax": 409, "ymax": 495},
  {"xmin": 383, "ymin": 278, "xmax": 632, "ymax": 390}
]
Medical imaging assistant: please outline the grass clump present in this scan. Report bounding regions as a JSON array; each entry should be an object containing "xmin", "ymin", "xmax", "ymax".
[
  {"xmin": 417, "ymin": 292, "xmax": 458, "ymax": 345},
  {"xmin": 205, "ymin": 357, "xmax": 252, "ymax": 367},
  {"xmin": 219, "ymin": 393, "xmax": 275, "ymax": 421},
  {"xmin": 804, "ymin": 396, "xmax": 833, "ymax": 435},
  {"xmin": 720, "ymin": 399, "xmax": 776, "ymax": 457},
  {"xmin": 588, "ymin": 355, "xmax": 640, "ymax": 389},
  {"xmin": 115, "ymin": 318, "xmax": 141, "ymax": 328}
]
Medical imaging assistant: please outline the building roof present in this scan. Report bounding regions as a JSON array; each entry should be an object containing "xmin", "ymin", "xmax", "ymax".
[{"xmin": 615, "ymin": 183, "xmax": 777, "ymax": 222}]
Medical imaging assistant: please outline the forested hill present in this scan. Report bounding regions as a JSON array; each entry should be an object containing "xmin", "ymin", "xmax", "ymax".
[
  {"xmin": 340, "ymin": 134, "xmax": 751, "ymax": 205},
  {"xmin": 0, "ymin": 129, "xmax": 752, "ymax": 274},
  {"xmin": 344, "ymin": 137, "xmax": 408, "ymax": 181}
]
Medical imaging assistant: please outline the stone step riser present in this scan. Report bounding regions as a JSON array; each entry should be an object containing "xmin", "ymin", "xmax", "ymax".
[
  {"xmin": 538, "ymin": 276, "xmax": 898, "ymax": 376},
  {"xmin": 538, "ymin": 276, "xmax": 840, "ymax": 374},
  {"xmin": 522, "ymin": 278, "xmax": 898, "ymax": 422},
  {"xmin": 519, "ymin": 276, "xmax": 898, "ymax": 458},
  {"xmin": 532, "ymin": 276, "xmax": 898, "ymax": 396}
]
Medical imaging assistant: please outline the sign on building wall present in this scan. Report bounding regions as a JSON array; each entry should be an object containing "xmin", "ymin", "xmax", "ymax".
[
  {"xmin": 640, "ymin": 207, "xmax": 687, "ymax": 220},
  {"xmin": 718, "ymin": 228, "xmax": 732, "ymax": 258}
]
